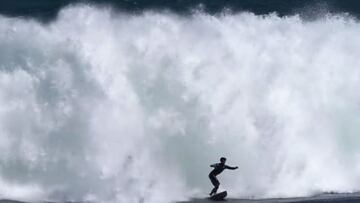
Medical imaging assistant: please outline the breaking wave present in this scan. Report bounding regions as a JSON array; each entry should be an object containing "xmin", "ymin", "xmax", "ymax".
[{"xmin": 1, "ymin": 4, "xmax": 360, "ymax": 203}]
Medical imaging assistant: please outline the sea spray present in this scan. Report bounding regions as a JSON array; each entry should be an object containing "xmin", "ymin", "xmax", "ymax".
[{"xmin": 1, "ymin": 5, "xmax": 360, "ymax": 203}]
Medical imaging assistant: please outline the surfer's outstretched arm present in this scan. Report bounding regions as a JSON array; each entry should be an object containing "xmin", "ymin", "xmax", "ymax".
[
  {"xmin": 226, "ymin": 165, "xmax": 238, "ymax": 170},
  {"xmin": 210, "ymin": 163, "xmax": 217, "ymax": 167}
]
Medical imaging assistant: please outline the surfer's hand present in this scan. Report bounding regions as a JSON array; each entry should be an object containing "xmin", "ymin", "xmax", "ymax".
[{"xmin": 235, "ymin": 166, "xmax": 239, "ymax": 169}]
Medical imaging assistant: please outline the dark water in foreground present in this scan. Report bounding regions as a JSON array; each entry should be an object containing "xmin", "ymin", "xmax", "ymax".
[
  {"xmin": 2, "ymin": 192, "xmax": 360, "ymax": 203},
  {"xmin": 179, "ymin": 193, "xmax": 360, "ymax": 203}
]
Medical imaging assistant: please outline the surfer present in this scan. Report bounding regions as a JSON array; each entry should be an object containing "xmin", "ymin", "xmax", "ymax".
[{"xmin": 209, "ymin": 157, "xmax": 238, "ymax": 196}]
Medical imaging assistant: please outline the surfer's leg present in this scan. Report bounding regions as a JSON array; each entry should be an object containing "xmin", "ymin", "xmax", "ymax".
[
  {"xmin": 209, "ymin": 175, "xmax": 220, "ymax": 196},
  {"xmin": 209, "ymin": 174, "xmax": 216, "ymax": 195},
  {"xmin": 210, "ymin": 185, "xmax": 218, "ymax": 196},
  {"xmin": 213, "ymin": 176, "xmax": 219, "ymax": 194}
]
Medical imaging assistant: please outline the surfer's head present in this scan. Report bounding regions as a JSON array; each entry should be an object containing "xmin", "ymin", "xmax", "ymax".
[{"xmin": 220, "ymin": 157, "xmax": 226, "ymax": 163}]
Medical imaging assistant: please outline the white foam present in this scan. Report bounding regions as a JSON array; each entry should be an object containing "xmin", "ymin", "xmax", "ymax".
[{"xmin": 1, "ymin": 5, "xmax": 360, "ymax": 203}]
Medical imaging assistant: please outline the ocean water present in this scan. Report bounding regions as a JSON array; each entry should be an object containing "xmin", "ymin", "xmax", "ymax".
[{"xmin": 1, "ymin": 1, "xmax": 360, "ymax": 203}]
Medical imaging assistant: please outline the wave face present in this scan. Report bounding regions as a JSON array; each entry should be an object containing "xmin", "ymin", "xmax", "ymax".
[{"xmin": 1, "ymin": 5, "xmax": 360, "ymax": 203}]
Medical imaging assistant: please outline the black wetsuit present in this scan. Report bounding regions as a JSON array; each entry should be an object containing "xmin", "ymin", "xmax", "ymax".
[{"xmin": 209, "ymin": 163, "xmax": 237, "ymax": 195}]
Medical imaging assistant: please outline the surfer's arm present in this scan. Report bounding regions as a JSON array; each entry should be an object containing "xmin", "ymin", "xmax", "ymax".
[
  {"xmin": 226, "ymin": 165, "xmax": 238, "ymax": 170},
  {"xmin": 210, "ymin": 163, "xmax": 217, "ymax": 167}
]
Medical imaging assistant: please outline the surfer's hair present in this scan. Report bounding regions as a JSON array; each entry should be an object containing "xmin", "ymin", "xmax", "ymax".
[{"xmin": 220, "ymin": 157, "xmax": 226, "ymax": 162}]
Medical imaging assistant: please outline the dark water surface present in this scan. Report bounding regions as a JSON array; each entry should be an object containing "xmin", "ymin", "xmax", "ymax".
[
  {"xmin": 178, "ymin": 192, "xmax": 360, "ymax": 203},
  {"xmin": 1, "ymin": 0, "xmax": 360, "ymax": 21},
  {"xmin": 3, "ymin": 192, "xmax": 360, "ymax": 203},
  {"xmin": 1, "ymin": 193, "xmax": 359, "ymax": 203}
]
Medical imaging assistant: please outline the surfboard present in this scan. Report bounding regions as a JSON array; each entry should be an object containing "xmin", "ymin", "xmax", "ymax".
[{"xmin": 210, "ymin": 191, "xmax": 227, "ymax": 201}]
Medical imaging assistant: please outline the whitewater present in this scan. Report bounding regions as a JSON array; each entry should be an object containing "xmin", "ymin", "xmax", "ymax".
[{"xmin": 1, "ymin": 4, "xmax": 360, "ymax": 203}]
